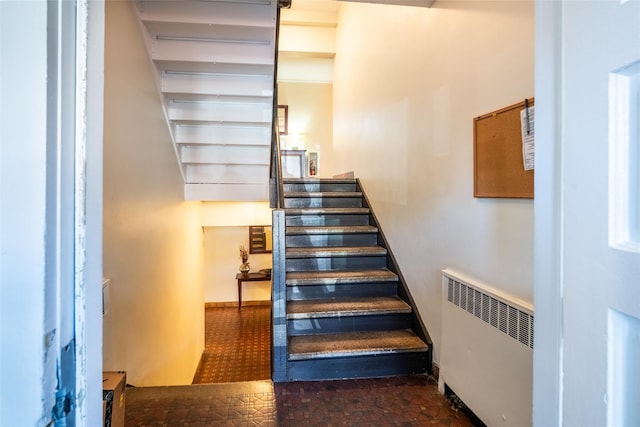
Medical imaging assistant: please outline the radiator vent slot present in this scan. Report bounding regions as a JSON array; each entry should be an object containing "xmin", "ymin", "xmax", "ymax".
[{"xmin": 447, "ymin": 277, "xmax": 534, "ymax": 349}]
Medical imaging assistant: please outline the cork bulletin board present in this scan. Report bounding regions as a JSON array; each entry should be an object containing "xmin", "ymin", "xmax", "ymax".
[{"xmin": 473, "ymin": 98, "xmax": 534, "ymax": 198}]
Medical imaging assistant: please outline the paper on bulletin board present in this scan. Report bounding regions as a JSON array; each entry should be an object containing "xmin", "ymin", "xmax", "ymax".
[{"xmin": 520, "ymin": 106, "xmax": 535, "ymax": 171}]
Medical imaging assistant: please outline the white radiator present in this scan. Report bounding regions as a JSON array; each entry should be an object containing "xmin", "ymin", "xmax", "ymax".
[{"xmin": 439, "ymin": 269, "xmax": 533, "ymax": 427}]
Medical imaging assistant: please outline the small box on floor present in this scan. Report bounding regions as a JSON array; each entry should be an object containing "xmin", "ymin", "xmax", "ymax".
[{"xmin": 103, "ymin": 371, "xmax": 126, "ymax": 427}]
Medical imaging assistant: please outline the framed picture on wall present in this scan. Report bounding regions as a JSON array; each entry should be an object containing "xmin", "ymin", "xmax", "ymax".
[
  {"xmin": 277, "ymin": 105, "xmax": 288, "ymax": 135},
  {"xmin": 281, "ymin": 149, "xmax": 306, "ymax": 178}
]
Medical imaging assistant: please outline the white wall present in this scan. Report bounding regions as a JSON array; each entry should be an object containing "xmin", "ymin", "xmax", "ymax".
[
  {"xmin": 204, "ymin": 227, "xmax": 273, "ymax": 303},
  {"xmin": 278, "ymin": 82, "xmax": 334, "ymax": 176},
  {"xmin": 1, "ymin": 2, "xmax": 51, "ymax": 423},
  {"xmin": 333, "ymin": 1, "xmax": 534, "ymax": 366},
  {"xmin": 102, "ymin": 0, "xmax": 204, "ymax": 386},
  {"xmin": 201, "ymin": 202, "xmax": 273, "ymax": 303},
  {"xmin": 202, "ymin": 201, "xmax": 272, "ymax": 227}
]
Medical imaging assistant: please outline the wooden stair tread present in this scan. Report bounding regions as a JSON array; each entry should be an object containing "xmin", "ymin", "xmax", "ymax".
[
  {"xmin": 286, "ymin": 246, "xmax": 387, "ymax": 258},
  {"xmin": 287, "ymin": 297, "xmax": 411, "ymax": 319},
  {"xmin": 286, "ymin": 269, "xmax": 398, "ymax": 285},
  {"xmin": 286, "ymin": 225, "xmax": 378, "ymax": 235},
  {"xmin": 288, "ymin": 330, "xmax": 428, "ymax": 360}
]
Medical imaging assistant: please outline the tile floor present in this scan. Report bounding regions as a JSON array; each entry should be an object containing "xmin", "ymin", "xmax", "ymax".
[
  {"xmin": 192, "ymin": 305, "xmax": 271, "ymax": 384},
  {"xmin": 124, "ymin": 306, "xmax": 477, "ymax": 426}
]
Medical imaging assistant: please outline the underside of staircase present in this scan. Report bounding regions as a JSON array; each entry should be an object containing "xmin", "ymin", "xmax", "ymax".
[
  {"xmin": 134, "ymin": 0, "xmax": 280, "ymax": 201},
  {"xmin": 273, "ymin": 177, "xmax": 432, "ymax": 381}
]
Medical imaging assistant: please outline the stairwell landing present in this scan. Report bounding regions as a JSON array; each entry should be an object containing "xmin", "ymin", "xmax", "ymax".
[{"xmin": 272, "ymin": 178, "xmax": 431, "ymax": 381}]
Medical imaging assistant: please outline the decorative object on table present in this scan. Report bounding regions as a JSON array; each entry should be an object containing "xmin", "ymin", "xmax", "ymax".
[
  {"xmin": 258, "ymin": 268, "xmax": 272, "ymax": 278},
  {"xmin": 239, "ymin": 245, "xmax": 250, "ymax": 275},
  {"xmin": 308, "ymin": 152, "xmax": 318, "ymax": 176}
]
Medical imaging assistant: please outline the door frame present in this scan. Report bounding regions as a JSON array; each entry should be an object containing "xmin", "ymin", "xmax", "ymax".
[
  {"xmin": 533, "ymin": 1, "xmax": 563, "ymax": 425},
  {"xmin": 75, "ymin": 0, "xmax": 105, "ymax": 424}
]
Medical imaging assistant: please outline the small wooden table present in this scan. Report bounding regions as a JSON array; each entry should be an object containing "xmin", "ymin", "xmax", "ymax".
[{"xmin": 235, "ymin": 272, "xmax": 271, "ymax": 308}]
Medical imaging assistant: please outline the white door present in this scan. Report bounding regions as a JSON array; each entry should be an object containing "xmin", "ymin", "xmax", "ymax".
[{"xmin": 536, "ymin": 1, "xmax": 640, "ymax": 425}]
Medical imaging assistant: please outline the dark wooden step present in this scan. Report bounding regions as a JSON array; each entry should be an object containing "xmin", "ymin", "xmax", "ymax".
[
  {"xmin": 286, "ymin": 246, "xmax": 388, "ymax": 271},
  {"xmin": 286, "ymin": 246, "xmax": 386, "ymax": 258},
  {"xmin": 288, "ymin": 330, "xmax": 428, "ymax": 361},
  {"xmin": 286, "ymin": 350, "xmax": 429, "ymax": 381},
  {"xmin": 287, "ymin": 282, "xmax": 398, "ymax": 301},
  {"xmin": 286, "ymin": 269, "xmax": 398, "ymax": 286},
  {"xmin": 288, "ymin": 312, "xmax": 412, "ymax": 336},
  {"xmin": 283, "ymin": 178, "xmax": 357, "ymax": 193},
  {"xmin": 287, "ymin": 296, "xmax": 410, "ymax": 319},
  {"xmin": 285, "ymin": 207, "xmax": 370, "ymax": 216},
  {"xmin": 284, "ymin": 192, "xmax": 363, "ymax": 209},
  {"xmin": 286, "ymin": 270, "xmax": 399, "ymax": 300},
  {"xmin": 286, "ymin": 225, "xmax": 378, "ymax": 235},
  {"xmin": 287, "ymin": 297, "xmax": 413, "ymax": 335},
  {"xmin": 285, "ymin": 207, "xmax": 370, "ymax": 226},
  {"xmin": 286, "ymin": 226, "xmax": 378, "ymax": 247}
]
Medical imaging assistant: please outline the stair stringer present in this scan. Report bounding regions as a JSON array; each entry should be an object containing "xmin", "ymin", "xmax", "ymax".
[
  {"xmin": 356, "ymin": 178, "xmax": 434, "ymax": 370},
  {"xmin": 272, "ymin": 208, "xmax": 288, "ymax": 383}
]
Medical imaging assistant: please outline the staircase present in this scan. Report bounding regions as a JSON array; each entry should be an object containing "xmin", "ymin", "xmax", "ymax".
[
  {"xmin": 134, "ymin": 0, "xmax": 281, "ymax": 201},
  {"xmin": 276, "ymin": 177, "xmax": 431, "ymax": 381}
]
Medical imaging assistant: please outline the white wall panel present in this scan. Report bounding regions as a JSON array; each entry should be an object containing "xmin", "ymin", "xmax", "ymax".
[
  {"xmin": 182, "ymin": 145, "xmax": 270, "ymax": 165},
  {"xmin": 186, "ymin": 164, "xmax": 269, "ymax": 184},
  {"xmin": 185, "ymin": 183, "xmax": 269, "ymax": 201},
  {"xmin": 162, "ymin": 73, "xmax": 273, "ymax": 98},
  {"xmin": 175, "ymin": 123, "xmax": 270, "ymax": 146},
  {"xmin": 168, "ymin": 100, "xmax": 271, "ymax": 123}
]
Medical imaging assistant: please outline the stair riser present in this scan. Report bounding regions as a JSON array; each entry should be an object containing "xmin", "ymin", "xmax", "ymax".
[
  {"xmin": 175, "ymin": 124, "xmax": 270, "ymax": 146},
  {"xmin": 287, "ymin": 282, "xmax": 398, "ymax": 301},
  {"xmin": 286, "ymin": 256, "xmax": 387, "ymax": 272},
  {"xmin": 137, "ymin": 0, "xmax": 276, "ymax": 28},
  {"xmin": 286, "ymin": 352, "xmax": 428, "ymax": 381},
  {"xmin": 284, "ymin": 197, "xmax": 363, "ymax": 209},
  {"xmin": 168, "ymin": 102, "xmax": 271, "ymax": 123},
  {"xmin": 186, "ymin": 164, "xmax": 268, "ymax": 184},
  {"xmin": 287, "ymin": 314, "xmax": 412, "ymax": 336},
  {"xmin": 163, "ymin": 74, "xmax": 273, "ymax": 98},
  {"xmin": 285, "ymin": 234, "xmax": 378, "ymax": 247},
  {"xmin": 181, "ymin": 145, "xmax": 270, "ymax": 165},
  {"xmin": 152, "ymin": 39, "xmax": 275, "ymax": 65},
  {"xmin": 285, "ymin": 214, "xmax": 370, "ymax": 227},
  {"xmin": 283, "ymin": 183, "xmax": 357, "ymax": 193}
]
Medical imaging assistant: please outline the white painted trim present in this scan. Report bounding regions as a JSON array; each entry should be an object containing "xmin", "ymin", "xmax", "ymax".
[
  {"xmin": 76, "ymin": 0, "xmax": 104, "ymax": 424},
  {"xmin": 533, "ymin": 0, "xmax": 563, "ymax": 425},
  {"xmin": 74, "ymin": 0, "xmax": 90, "ymax": 423}
]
